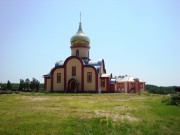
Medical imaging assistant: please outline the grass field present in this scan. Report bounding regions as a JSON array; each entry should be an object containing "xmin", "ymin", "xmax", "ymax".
[{"xmin": 0, "ymin": 93, "xmax": 179, "ymax": 135}]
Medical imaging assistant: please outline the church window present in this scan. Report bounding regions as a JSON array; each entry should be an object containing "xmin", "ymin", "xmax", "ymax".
[
  {"xmin": 72, "ymin": 66, "xmax": 76, "ymax": 76},
  {"xmin": 87, "ymin": 72, "xmax": 92, "ymax": 83},
  {"xmin": 101, "ymin": 79, "xmax": 105, "ymax": 87},
  {"xmin": 76, "ymin": 50, "xmax": 79, "ymax": 57},
  {"xmin": 57, "ymin": 73, "xmax": 61, "ymax": 83}
]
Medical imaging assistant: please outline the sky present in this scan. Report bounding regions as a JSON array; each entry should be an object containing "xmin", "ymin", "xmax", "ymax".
[{"xmin": 0, "ymin": 0, "xmax": 180, "ymax": 86}]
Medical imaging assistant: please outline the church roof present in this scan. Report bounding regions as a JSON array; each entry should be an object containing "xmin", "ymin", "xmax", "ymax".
[
  {"xmin": 55, "ymin": 59, "xmax": 103, "ymax": 67},
  {"xmin": 43, "ymin": 73, "xmax": 50, "ymax": 77},
  {"xmin": 110, "ymin": 78, "xmax": 116, "ymax": 84},
  {"xmin": 44, "ymin": 58, "xmax": 105, "ymax": 77},
  {"xmin": 101, "ymin": 74, "xmax": 111, "ymax": 77},
  {"xmin": 55, "ymin": 60, "xmax": 64, "ymax": 67},
  {"xmin": 116, "ymin": 76, "xmax": 145, "ymax": 83},
  {"xmin": 86, "ymin": 60, "xmax": 102, "ymax": 66},
  {"xmin": 85, "ymin": 59, "xmax": 103, "ymax": 74}
]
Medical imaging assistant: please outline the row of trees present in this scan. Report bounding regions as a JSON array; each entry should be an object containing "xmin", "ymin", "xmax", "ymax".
[
  {"xmin": 146, "ymin": 84, "xmax": 175, "ymax": 94},
  {"xmin": 0, "ymin": 78, "xmax": 41, "ymax": 92},
  {"xmin": 19, "ymin": 78, "xmax": 40, "ymax": 92},
  {"xmin": 0, "ymin": 80, "xmax": 13, "ymax": 90}
]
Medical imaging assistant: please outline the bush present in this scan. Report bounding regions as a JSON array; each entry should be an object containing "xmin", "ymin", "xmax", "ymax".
[{"xmin": 162, "ymin": 93, "xmax": 180, "ymax": 106}]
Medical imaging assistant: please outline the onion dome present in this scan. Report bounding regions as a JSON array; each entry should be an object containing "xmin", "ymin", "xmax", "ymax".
[{"xmin": 70, "ymin": 22, "xmax": 90, "ymax": 47}]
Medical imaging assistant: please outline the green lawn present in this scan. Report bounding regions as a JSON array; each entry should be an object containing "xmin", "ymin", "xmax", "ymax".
[{"xmin": 0, "ymin": 93, "xmax": 179, "ymax": 135}]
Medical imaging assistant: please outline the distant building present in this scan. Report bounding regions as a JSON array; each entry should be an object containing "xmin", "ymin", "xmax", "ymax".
[
  {"xmin": 115, "ymin": 76, "xmax": 146, "ymax": 93},
  {"xmin": 43, "ymin": 20, "xmax": 145, "ymax": 93}
]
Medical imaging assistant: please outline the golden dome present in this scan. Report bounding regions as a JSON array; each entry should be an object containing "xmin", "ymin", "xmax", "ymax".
[{"xmin": 71, "ymin": 22, "xmax": 90, "ymax": 47}]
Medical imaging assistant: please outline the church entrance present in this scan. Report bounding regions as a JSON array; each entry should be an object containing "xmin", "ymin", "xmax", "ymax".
[{"xmin": 68, "ymin": 78, "xmax": 79, "ymax": 93}]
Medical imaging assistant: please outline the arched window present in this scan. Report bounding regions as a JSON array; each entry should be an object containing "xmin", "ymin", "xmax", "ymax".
[
  {"xmin": 57, "ymin": 73, "xmax": 61, "ymax": 83},
  {"xmin": 101, "ymin": 80, "xmax": 105, "ymax": 87},
  {"xmin": 76, "ymin": 50, "xmax": 79, "ymax": 57},
  {"xmin": 72, "ymin": 66, "xmax": 76, "ymax": 76},
  {"xmin": 87, "ymin": 72, "xmax": 92, "ymax": 83}
]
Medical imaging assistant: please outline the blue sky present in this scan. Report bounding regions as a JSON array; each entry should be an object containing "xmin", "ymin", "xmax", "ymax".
[{"xmin": 0, "ymin": 0, "xmax": 180, "ymax": 86}]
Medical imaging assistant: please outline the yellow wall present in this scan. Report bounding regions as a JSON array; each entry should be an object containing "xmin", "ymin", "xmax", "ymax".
[
  {"xmin": 101, "ymin": 78, "xmax": 107, "ymax": 92},
  {"xmin": 84, "ymin": 67, "xmax": 96, "ymax": 91},
  {"xmin": 66, "ymin": 58, "xmax": 82, "ymax": 90},
  {"xmin": 53, "ymin": 68, "xmax": 64, "ymax": 91},
  {"xmin": 71, "ymin": 48, "xmax": 89, "ymax": 58},
  {"xmin": 46, "ymin": 78, "xmax": 51, "ymax": 92}
]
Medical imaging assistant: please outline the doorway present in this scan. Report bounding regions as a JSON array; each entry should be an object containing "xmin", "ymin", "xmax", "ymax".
[{"xmin": 68, "ymin": 78, "xmax": 79, "ymax": 93}]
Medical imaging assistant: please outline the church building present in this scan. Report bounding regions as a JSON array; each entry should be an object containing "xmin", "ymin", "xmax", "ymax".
[
  {"xmin": 43, "ymin": 21, "xmax": 115, "ymax": 93},
  {"xmin": 44, "ymin": 19, "xmax": 146, "ymax": 93}
]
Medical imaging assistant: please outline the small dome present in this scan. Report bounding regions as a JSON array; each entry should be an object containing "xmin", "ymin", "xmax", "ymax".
[
  {"xmin": 71, "ymin": 22, "xmax": 90, "ymax": 46},
  {"xmin": 55, "ymin": 60, "xmax": 64, "ymax": 67}
]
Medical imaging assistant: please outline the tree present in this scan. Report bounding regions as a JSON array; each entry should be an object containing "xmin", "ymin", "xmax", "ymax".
[
  {"xmin": 6, "ymin": 80, "xmax": 12, "ymax": 90},
  {"xmin": 35, "ymin": 79, "xmax": 40, "ymax": 92},
  {"xmin": 25, "ymin": 78, "xmax": 30, "ymax": 91},
  {"xmin": 11, "ymin": 83, "xmax": 19, "ymax": 91},
  {"xmin": 30, "ymin": 78, "xmax": 40, "ymax": 92},
  {"xmin": 0, "ymin": 82, "xmax": 7, "ymax": 90},
  {"xmin": 19, "ymin": 78, "xmax": 40, "ymax": 92},
  {"xmin": 19, "ymin": 79, "xmax": 25, "ymax": 91},
  {"xmin": 30, "ymin": 78, "xmax": 36, "ymax": 91},
  {"xmin": 146, "ymin": 84, "xmax": 174, "ymax": 94}
]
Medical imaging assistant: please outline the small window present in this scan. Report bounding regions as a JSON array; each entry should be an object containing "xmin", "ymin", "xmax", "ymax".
[
  {"xmin": 87, "ymin": 72, "xmax": 92, "ymax": 83},
  {"xmin": 72, "ymin": 66, "xmax": 76, "ymax": 76},
  {"xmin": 57, "ymin": 73, "xmax": 61, "ymax": 83},
  {"xmin": 76, "ymin": 50, "xmax": 79, "ymax": 57},
  {"xmin": 101, "ymin": 79, "xmax": 105, "ymax": 87}
]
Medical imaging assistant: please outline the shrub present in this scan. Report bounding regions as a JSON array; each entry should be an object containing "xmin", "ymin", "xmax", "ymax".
[{"xmin": 162, "ymin": 93, "xmax": 180, "ymax": 106}]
